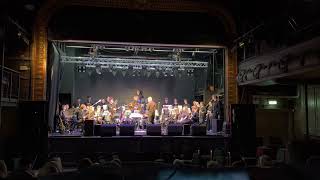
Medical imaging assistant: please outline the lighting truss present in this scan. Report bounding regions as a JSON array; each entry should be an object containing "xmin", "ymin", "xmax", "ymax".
[{"xmin": 60, "ymin": 56, "xmax": 208, "ymax": 68}]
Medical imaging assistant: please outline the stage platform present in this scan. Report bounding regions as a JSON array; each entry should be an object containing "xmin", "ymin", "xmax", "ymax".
[{"xmin": 48, "ymin": 131, "xmax": 231, "ymax": 163}]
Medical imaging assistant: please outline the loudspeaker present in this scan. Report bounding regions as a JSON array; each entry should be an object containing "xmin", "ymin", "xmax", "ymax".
[
  {"xmin": 167, "ymin": 124, "xmax": 183, "ymax": 136},
  {"xmin": 83, "ymin": 120, "xmax": 94, "ymax": 136},
  {"xmin": 146, "ymin": 124, "xmax": 161, "ymax": 136},
  {"xmin": 120, "ymin": 124, "xmax": 135, "ymax": 136},
  {"xmin": 94, "ymin": 124, "xmax": 101, "ymax": 136},
  {"xmin": 191, "ymin": 124, "xmax": 207, "ymax": 136},
  {"xmin": 230, "ymin": 104, "xmax": 256, "ymax": 157},
  {"xmin": 183, "ymin": 124, "xmax": 191, "ymax": 135},
  {"xmin": 100, "ymin": 124, "xmax": 117, "ymax": 136},
  {"xmin": 18, "ymin": 101, "xmax": 48, "ymax": 168}
]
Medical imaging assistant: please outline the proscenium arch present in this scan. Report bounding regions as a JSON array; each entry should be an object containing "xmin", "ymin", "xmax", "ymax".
[{"xmin": 32, "ymin": 0, "xmax": 238, "ymax": 109}]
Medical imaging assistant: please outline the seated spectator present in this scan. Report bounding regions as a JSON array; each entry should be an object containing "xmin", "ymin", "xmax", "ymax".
[
  {"xmin": 8, "ymin": 158, "xmax": 35, "ymax": 179},
  {"xmin": 258, "ymin": 155, "xmax": 273, "ymax": 168},
  {"xmin": 0, "ymin": 160, "xmax": 8, "ymax": 179},
  {"xmin": 207, "ymin": 160, "xmax": 221, "ymax": 168},
  {"xmin": 232, "ymin": 160, "xmax": 246, "ymax": 168},
  {"xmin": 78, "ymin": 158, "xmax": 93, "ymax": 170},
  {"xmin": 38, "ymin": 161, "xmax": 60, "ymax": 177}
]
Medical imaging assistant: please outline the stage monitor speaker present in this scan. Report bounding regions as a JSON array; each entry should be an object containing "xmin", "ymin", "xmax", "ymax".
[
  {"xmin": 191, "ymin": 124, "xmax": 207, "ymax": 136},
  {"xmin": 84, "ymin": 120, "xmax": 94, "ymax": 136},
  {"xmin": 146, "ymin": 124, "xmax": 161, "ymax": 136},
  {"xmin": 94, "ymin": 124, "xmax": 101, "ymax": 136},
  {"xmin": 120, "ymin": 124, "xmax": 135, "ymax": 136},
  {"xmin": 167, "ymin": 124, "xmax": 183, "ymax": 136},
  {"xmin": 100, "ymin": 124, "xmax": 117, "ymax": 136},
  {"xmin": 183, "ymin": 124, "xmax": 191, "ymax": 135},
  {"xmin": 230, "ymin": 104, "xmax": 256, "ymax": 157}
]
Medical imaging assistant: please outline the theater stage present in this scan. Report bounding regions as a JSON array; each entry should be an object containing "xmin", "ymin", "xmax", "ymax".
[{"xmin": 48, "ymin": 132, "xmax": 230, "ymax": 163}]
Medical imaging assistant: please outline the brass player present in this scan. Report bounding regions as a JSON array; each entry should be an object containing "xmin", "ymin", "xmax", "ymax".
[{"xmin": 146, "ymin": 96, "xmax": 157, "ymax": 124}]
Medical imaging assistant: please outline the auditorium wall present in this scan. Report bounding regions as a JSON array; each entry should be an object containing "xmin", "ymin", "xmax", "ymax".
[{"xmin": 256, "ymin": 108, "xmax": 291, "ymax": 143}]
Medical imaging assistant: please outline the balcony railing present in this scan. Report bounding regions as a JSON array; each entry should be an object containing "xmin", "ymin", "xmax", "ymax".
[{"xmin": 1, "ymin": 66, "xmax": 21, "ymax": 105}]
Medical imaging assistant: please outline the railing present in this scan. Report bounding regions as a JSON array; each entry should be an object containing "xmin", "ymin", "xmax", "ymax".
[{"xmin": 1, "ymin": 66, "xmax": 20, "ymax": 104}]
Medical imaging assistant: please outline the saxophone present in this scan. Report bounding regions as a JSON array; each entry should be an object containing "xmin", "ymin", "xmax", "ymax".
[{"xmin": 58, "ymin": 115, "xmax": 66, "ymax": 133}]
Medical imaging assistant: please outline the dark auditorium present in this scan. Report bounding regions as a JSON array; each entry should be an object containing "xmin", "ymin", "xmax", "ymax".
[{"xmin": 0, "ymin": 0, "xmax": 320, "ymax": 179}]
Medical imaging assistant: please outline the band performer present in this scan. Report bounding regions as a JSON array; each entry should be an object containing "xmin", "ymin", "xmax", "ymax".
[{"xmin": 146, "ymin": 96, "xmax": 156, "ymax": 124}]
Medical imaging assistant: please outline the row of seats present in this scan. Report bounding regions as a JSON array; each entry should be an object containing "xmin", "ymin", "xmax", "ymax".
[{"xmin": 84, "ymin": 123, "xmax": 208, "ymax": 136}]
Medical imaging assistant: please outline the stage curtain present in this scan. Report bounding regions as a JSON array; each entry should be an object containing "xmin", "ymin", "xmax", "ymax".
[{"xmin": 48, "ymin": 43, "xmax": 61, "ymax": 131}]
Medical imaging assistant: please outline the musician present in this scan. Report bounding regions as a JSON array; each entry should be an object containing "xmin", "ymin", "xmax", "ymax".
[
  {"xmin": 163, "ymin": 97, "xmax": 170, "ymax": 106},
  {"xmin": 86, "ymin": 96, "xmax": 92, "ymax": 106},
  {"xmin": 74, "ymin": 97, "xmax": 81, "ymax": 108},
  {"xmin": 199, "ymin": 102, "xmax": 206, "ymax": 124},
  {"xmin": 178, "ymin": 106, "xmax": 192, "ymax": 124},
  {"xmin": 136, "ymin": 89, "xmax": 145, "ymax": 104},
  {"xmin": 191, "ymin": 101, "xmax": 200, "ymax": 123},
  {"xmin": 212, "ymin": 95, "xmax": 223, "ymax": 120},
  {"xmin": 183, "ymin": 99, "xmax": 190, "ymax": 108},
  {"xmin": 204, "ymin": 85, "xmax": 215, "ymax": 105},
  {"xmin": 146, "ymin": 96, "xmax": 157, "ymax": 124},
  {"xmin": 129, "ymin": 96, "xmax": 142, "ymax": 112},
  {"xmin": 160, "ymin": 97, "xmax": 171, "ymax": 123},
  {"xmin": 107, "ymin": 97, "xmax": 117, "ymax": 122},
  {"xmin": 99, "ymin": 98, "xmax": 107, "ymax": 106},
  {"xmin": 173, "ymin": 98, "xmax": 179, "ymax": 108}
]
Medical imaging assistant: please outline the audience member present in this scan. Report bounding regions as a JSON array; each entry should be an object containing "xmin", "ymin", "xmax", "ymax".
[
  {"xmin": 0, "ymin": 160, "xmax": 8, "ymax": 179},
  {"xmin": 38, "ymin": 161, "xmax": 60, "ymax": 177},
  {"xmin": 78, "ymin": 158, "xmax": 93, "ymax": 170},
  {"xmin": 8, "ymin": 158, "xmax": 35, "ymax": 179}
]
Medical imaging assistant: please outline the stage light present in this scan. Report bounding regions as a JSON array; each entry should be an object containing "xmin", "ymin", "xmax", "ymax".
[
  {"xmin": 112, "ymin": 70, "xmax": 117, "ymax": 76},
  {"xmin": 155, "ymin": 71, "xmax": 160, "ymax": 78},
  {"xmin": 268, "ymin": 100, "xmax": 277, "ymax": 105},
  {"xmin": 77, "ymin": 65, "xmax": 86, "ymax": 73},
  {"xmin": 122, "ymin": 70, "xmax": 126, "ymax": 77},
  {"xmin": 95, "ymin": 66, "xmax": 102, "ymax": 75},
  {"xmin": 87, "ymin": 68, "xmax": 93, "ymax": 76}
]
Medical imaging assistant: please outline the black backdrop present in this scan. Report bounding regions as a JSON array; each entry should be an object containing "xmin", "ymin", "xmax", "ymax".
[{"xmin": 60, "ymin": 64, "xmax": 206, "ymax": 105}]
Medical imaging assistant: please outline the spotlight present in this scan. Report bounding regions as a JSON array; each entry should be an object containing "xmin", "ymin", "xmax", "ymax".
[
  {"xmin": 155, "ymin": 71, "xmax": 160, "ymax": 78},
  {"xmin": 112, "ymin": 70, "xmax": 117, "ymax": 76},
  {"xmin": 122, "ymin": 70, "xmax": 126, "ymax": 77},
  {"xmin": 87, "ymin": 68, "xmax": 93, "ymax": 76},
  {"xmin": 95, "ymin": 65, "xmax": 102, "ymax": 75},
  {"xmin": 77, "ymin": 65, "xmax": 86, "ymax": 73}
]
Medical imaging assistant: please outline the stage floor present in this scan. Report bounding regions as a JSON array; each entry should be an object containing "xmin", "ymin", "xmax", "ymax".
[{"xmin": 49, "ymin": 129, "xmax": 224, "ymax": 137}]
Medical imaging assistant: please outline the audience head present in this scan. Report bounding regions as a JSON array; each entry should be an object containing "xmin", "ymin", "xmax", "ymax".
[
  {"xmin": 183, "ymin": 99, "xmax": 188, "ymax": 104},
  {"xmin": 19, "ymin": 158, "xmax": 32, "ymax": 171},
  {"xmin": 133, "ymin": 95, "xmax": 139, "ymax": 102},
  {"xmin": 208, "ymin": 85, "xmax": 214, "ymax": 91},
  {"xmin": 78, "ymin": 158, "xmax": 93, "ymax": 170},
  {"xmin": 0, "ymin": 160, "xmax": 7, "ymax": 179},
  {"xmin": 164, "ymin": 97, "xmax": 169, "ymax": 104},
  {"xmin": 211, "ymin": 95, "xmax": 217, "ymax": 101},
  {"xmin": 38, "ymin": 161, "xmax": 60, "ymax": 177}
]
